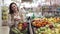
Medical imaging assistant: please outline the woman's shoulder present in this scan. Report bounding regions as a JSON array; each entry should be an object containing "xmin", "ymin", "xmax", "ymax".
[
  {"xmin": 8, "ymin": 14, "xmax": 11, "ymax": 16},
  {"xmin": 8, "ymin": 14, "xmax": 13, "ymax": 18},
  {"xmin": 8, "ymin": 14, "xmax": 14, "ymax": 16}
]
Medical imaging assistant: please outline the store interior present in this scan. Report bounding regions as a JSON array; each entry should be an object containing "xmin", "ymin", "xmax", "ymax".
[{"xmin": 0, "ymin": 0, "xmax": 60, "ymax": 34}]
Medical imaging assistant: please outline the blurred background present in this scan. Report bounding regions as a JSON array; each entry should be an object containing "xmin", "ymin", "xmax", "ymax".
[{"xmin": 0, "ymin": 0, "xmax": 60, "ymax": 34}]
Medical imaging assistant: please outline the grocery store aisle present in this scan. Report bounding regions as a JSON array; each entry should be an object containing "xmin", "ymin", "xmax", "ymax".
[{"xmin": 0, "ymin": 26, "xmax": 10, "ymax": 34}]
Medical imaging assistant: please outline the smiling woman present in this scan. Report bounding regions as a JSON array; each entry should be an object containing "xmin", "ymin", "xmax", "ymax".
[
  {"xmin": 8, "ymin": 2, "xmax": 22, "ymax": 34},
  {"xmin": 8, "ymin": 2, "xmax": 21, "ymax": 27}
]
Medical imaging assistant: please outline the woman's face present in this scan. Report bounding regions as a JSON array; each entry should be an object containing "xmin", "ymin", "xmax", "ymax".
[{"xmin": 11, "ymin": 4, "xmax": 18, "ymax": 12}]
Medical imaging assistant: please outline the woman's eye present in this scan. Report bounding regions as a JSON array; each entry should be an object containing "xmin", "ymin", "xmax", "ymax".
[
  {"xmin": 12, "ymin": 6, "xmax": 15, "ymax": 8},
  {"xmin": 13, "ymin": 6, "xmax": 15, "ymax": 7}
]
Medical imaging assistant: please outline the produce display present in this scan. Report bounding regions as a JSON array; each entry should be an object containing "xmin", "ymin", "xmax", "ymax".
[
  {"xmin": 10, "ymin": 22, "xmax": 29, "ymax": 34},
  {"xmin": 32, "ymin": 17, "xmax": 60, "ymax": 34},
  {"xmin": 2, "ymin": 6, "xmax": 8, "ymax": 21},
  {"xmin": 32, "ymin": 18, "xmax": 50, "ymax": 28},
  {"xmin": 33, "ymin": 23, "xmax": 60, "ymax": 34}
]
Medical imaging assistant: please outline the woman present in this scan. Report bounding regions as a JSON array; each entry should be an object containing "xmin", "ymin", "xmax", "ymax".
[
  {"xmin": 8, "ymin": 2, "xmax": 22, "ymax": 34},
  {"xmin": 8, "ymin": 2, "xmax": 23, "ymax": 27}
]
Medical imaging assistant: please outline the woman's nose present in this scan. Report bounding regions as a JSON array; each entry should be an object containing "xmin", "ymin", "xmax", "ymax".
[{"xmin": 13, "ymin": 7, "xmax": 16, "ymax": 9}]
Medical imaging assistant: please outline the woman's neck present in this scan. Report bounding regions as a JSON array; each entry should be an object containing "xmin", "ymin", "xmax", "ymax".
[{"xmin": 14, "ymin": 11, "xmax": 18, "ymax": 13}]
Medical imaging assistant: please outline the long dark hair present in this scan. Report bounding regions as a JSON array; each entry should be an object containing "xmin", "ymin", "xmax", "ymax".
[{"xmin": 9, "ymin": 2, "xmax": 19, "ymax": 14}]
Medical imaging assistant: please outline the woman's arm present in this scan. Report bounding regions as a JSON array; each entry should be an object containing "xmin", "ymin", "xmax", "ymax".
[
  {"xmin": 8, "ymin": 14, "xmax": 14, "ymax": 27},
  {"xmin": 19, "ymin": 11, "xmax": 24, "ymax": 21}
]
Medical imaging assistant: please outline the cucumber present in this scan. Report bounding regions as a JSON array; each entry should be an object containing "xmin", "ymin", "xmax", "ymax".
[
  {"xmin": 14, "ymin": 27, "xmax": 21, "ymax": 33},
  {"xmin": 11, "ymin": 28, "xmax": 18, "ymax": 34}
]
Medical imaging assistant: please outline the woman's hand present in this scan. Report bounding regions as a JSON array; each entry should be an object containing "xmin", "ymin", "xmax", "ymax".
[
  {"xmin": 14, "ymin": 18, "xmax": 20, "ymax": 21},
  {"xmin": 14, "ymin": 15, "xmax": 20, "ymax": 21}
]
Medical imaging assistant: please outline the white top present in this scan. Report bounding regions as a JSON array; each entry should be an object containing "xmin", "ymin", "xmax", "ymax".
[
  {"xmin": 8, "ymin": 12, "xmax": 21, "ymax": 27},
  {"xmin": 14, "ymin": 13, "xmax": 21, "ymax": 20}
]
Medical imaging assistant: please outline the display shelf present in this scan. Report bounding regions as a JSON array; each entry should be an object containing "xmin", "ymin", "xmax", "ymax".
[{"xmin": 42, "ymin": 5, "xmax": 60, "ymax": 17}]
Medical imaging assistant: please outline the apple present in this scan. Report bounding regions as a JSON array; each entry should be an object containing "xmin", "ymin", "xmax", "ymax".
[
  {"xmin": 36, "ymin": 29, "xmax": 40, "ymax": 32},
  {"xmin": 22, "ymin": 22, "xmax": 28, "ymax": 30},
  {"xmin": 35, "ymin": 30, "xmax": 38, "ymax": 34},
  {"xmin": 49, "ymin": 24, "xmax": 54, "ymax": 29},
  {"xmin": 38, "ymin": 33, "xmax": 41, "ymax": 34}
]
